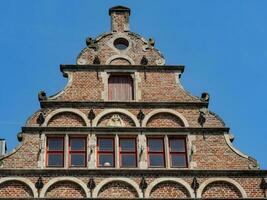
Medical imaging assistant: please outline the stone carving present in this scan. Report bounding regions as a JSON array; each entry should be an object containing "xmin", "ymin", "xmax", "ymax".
[
  {"xmin": 86, "ymin": 37, "xmax": 98, "ymax": 50},
  {"xmin": 106, "ymin": 114, "xmax": 125, "ymax": 127}
]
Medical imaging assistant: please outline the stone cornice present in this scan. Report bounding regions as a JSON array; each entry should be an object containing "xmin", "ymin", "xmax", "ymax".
[
  {"xmin": 60, "ymin": 64, "xmax": 185, "ymax": 73},
  {"xmin": 40, "ymin": 101, "xmax": 208, "ymax": 109},
  {"xmin": 21, "ymin": 127, "xmax": 229, "ymax": 134},
  {"xmin": 0, "ymin": 169, "xmax": 266, "ymax": 177}
]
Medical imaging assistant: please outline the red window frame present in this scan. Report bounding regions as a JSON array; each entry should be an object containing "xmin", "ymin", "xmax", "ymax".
[
  {"xmin": 169, "ymin": 137, "xmax": 188, "ymax": 168},
  {"xmin": 69, "ymin": 137, "xmax": 87, "ymax": 167},
  {"xmin": 46, "ymin": 137, "xmax": 64, "ymax": 167},
  {"xmin": 147, "ymin": 137, "xmax": 165, "ymax": 168},
  {"xmin": 119, "ymin": 137, "xmax": 137, "ymax": 168},
  {"xmin": 97, "ymin": 137, "xmax": 115, "ymax": 167},
  {"xmin": 108, "ymin": 74, "xmax": 134, "ymax": 101}
]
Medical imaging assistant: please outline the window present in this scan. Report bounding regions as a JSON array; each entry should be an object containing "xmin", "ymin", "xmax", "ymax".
[
  {"xmin": 119, "ymin": 138, "xmax": 137, "ymax": 168},
  {"xmin": 69, "ymin": 137, "xmax": 87, "ymax": 167},
  {"xmin": 147, "ymin": 138, "xmax": 165, "ymax": 167},
  {"xmin": 113, "ymin": 38, "xmax": 129, "ymax": 50},
  {"xmin": 169, "ymin": 138, "xmax": 188, "ymax": 168},
  {"xmin": 108, "ymin": 75, "xmax": 134, "ymax": 101},
  {"xmin": 97, "ymin": 138, "xmax": 115, "ymax": 167},
  {"xmin": 46, "ymin": 137, "xmax": 64, "ymax": 167}
]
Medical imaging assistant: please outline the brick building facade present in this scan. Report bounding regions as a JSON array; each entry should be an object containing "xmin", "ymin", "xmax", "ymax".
[{"xmin": 0, "ymin": 6, "xmax": 266, "ymax": 199}]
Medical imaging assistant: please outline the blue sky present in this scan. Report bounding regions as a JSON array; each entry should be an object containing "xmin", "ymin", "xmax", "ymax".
[{"xmin": 0, "ymin": 0, "xmax": 266, "ymax": 169}]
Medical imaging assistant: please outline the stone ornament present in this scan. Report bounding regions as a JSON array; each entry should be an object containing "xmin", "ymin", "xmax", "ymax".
[{"xmin": 106, "ymin": 114, "xmax": 125, "ymax": 127}]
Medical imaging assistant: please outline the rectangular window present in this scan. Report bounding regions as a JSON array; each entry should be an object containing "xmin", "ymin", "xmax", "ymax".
[
  {"xmin": 69, "ymin": 137, "xmax": 87, "ymax": 167},
  {"xmin": 97, "ymin": 138, "xmax": 114, "ymax": 167},
  {"xmin": 46, "ymin": 137, "xmax": 64, "ymax": 167},
  {"xmin": 119, "ymin": 138, "xmax": 137, "ymax": 168},
  {"xmin": 108, "ymin": 75, "xmax": 134, "ymax": 101},
  {"xmin": 147, "ymin": 138, "xmax": 165, "ymax": 167},
  {"xmin": 169, "ymin": 138, "xmax": 188, "ymax": 168}
]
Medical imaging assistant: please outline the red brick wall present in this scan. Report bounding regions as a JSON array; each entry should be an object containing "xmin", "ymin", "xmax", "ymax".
[
  {"xmin": 150, "ymin": 181, "xmax": 190, "ymax": 198},
  {"xmin": 0, "ymin": 181, "xmax": 33, "ymax": 198},
  {"xmin": 98, "ymin": 181, "xmax": 138, "ymax": 198},
  {"xmin": 146, "ymin": 113, "xmax": 184, "ymax": 127},
  {"xmin": 47, "ymin": 112, "xmax": 86, "ymax": 127},
  {"xmin": 202, "ymin": 181, "xmax": 242, "ymax": 198},
  {"xmin": 45, "ymin": 181, "xmax": 86, "ymax": 198}
]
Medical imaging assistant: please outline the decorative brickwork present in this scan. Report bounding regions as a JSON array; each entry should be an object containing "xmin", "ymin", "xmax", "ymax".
[
  {"xmin": 47, "ymin": 112, "xmax": 86, "ymax": 127},
  {"xmin": 97, "ymin": 113, "xmax": 135, "ymax": 127},
  {"xmin": 146, "ymin": 113, "xmax": 184, "ymax": 127},
  {"xmin": 45, "ymin": 181, "xmax": 86, "ymax": 198},
  {"xmin": 0, "ymin": 180, "xmax": 33, "ymax": 198},
  {"xmin": 98, "ymin": 181, "xmax": 138, "ymax": 198}
]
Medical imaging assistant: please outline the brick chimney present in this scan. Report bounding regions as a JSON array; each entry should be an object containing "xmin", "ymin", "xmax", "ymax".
[
  {"xmin": 109, "ymin": 6, "xmax": 131, "ymax": 32},
  {"xmin": 0, "ymin": 139, "xmax": 7, "ymax": 157}
]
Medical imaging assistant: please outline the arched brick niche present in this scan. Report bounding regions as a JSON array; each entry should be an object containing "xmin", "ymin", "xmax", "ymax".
[
  {"xmin": 110, "ymin": 58, "xmax": 131, "ymax": 65},
  {"xmin": 197, "ymin": 178, "xmax": 247, "ymax": 199},
  {"xmin": 44, "ymin": 181, "xmax": 86, "ymax": 198},
  {"xmin": 145, "ymin": 178, "xmax": 194, "ymax": 198},
  {"xmin": 146, "ymin": 113, "xmax": 185, "ymax": 128},
  {"xmin": 47, "ymin": 112, "xmax": 86, "ymax": 127},
  {"xmin": 97, "ymin": 113, "xmax": 135, "ymax": 127},
  {"xmin": 0, "ymin": 180, "xmax": 34, "ymax": 198},
  {"xmin": 97, "ymin": 181, "xmax": 139, "ymax": 198}
]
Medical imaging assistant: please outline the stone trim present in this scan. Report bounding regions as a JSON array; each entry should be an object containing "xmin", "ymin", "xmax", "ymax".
[
  {"xmin": 48, "ymin": 72, "xmax": 73, "ymax": 100},
  {"xmin": 43, "ymin": 108, "xmax": 90, "ymax": 127},
  {"xmin": 39, "ymin": 176, "xmax": 90, "ymax": 198},
  {"xmin": 0, "ymin": 177, "xmax": 38, "ymax": 198},
  {"xmin": 92, "ymin": 109, "xmax": 140, "ymax": 127},
  {"xmin": 196, "ymin": 177, "xmax": 247, "ymax": 198},
  {"xmin": 106, "ymin": 55, "xmax": 135, "ymax": 65},
  {"xmin": 40, "ymin": 101, "xmax": 208, "ymax": 109},
  {"xmin": 224, "ymin": 134, "xmax": 249, "ymax": 159},
  {"xmin": 145, "ymin": 177, "xmax": 194, "ymax": 198},
  {"xmin": 92, "ymin": 177, "xmax": 143, "ymax": 198},
  {"xmin": 142, "ymin": 109, "xmax": 189, "ymax": 127}
]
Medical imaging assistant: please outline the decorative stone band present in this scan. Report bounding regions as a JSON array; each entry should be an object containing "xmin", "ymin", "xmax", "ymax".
[{"xmin": 21, "ymin": 127, "xmax": 230, "ymax": 134}]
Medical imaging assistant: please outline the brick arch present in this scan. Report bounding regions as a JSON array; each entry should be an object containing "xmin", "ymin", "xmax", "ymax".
[
  {"xmin": 145, "ymin": 178, "xmax": 194, "ymax": 198},
  {"xmin": 43, "ymin": 108, "xmax": 90, "ymax": 127},
  {"xmin": 142, "ymin": 109, "xmax": 189, "ymax": 127},
  {"xmin": 40, "ymin": 177, "xmax": 89, "ymax": 198},
  {"xmin": 106, "ymin": 55, "xmax": 135, "ymax": 65},
  {"xmin": 93, "ymin": 109, "xmax": 140, "ymax": 127},
  {"xmin": 93, "ymin": 178, "xmax": 142, "ymax": 198},
  {"xmin": 197, "ymin": 178, "xmax": 247, "ymax": 198},
  {"xmin": 0, "ymin": 177, "xmax": 38, "ymax": 198},
  {"xmin": 146, "ymin": 112, "xmax": 185, "ymax": 128}
]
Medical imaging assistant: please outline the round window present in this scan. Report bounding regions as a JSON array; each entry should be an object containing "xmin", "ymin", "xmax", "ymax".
[{"xmin": 113, "ymin": 38, "xmax": 129, "ymax": 50}]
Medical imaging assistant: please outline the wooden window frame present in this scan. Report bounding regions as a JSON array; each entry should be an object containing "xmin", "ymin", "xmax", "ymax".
[
  {"xmin": 147, "ymin": 137, "xmax": 165, "ymax": 168},
  {"xmin": 68, "ymin": 136, "xmax": 87, "ymax": 168},
  {"xmin": 169, "ymin": 137, "xmax": 188, "ymax": 168},
  {"xmin": 108, "ymin": 74, "xmax": 134, "ymax": 101},
  {"xmin": 46, "ymin": 137, "xmax": 64, "ymax": 168},
  {"xmin": 97, "ymin": 137, "xmax": 115, "ymax": 168},
  {"xmin": 119, "ymin": 137, "xmax": 137, "ymax": 168}
]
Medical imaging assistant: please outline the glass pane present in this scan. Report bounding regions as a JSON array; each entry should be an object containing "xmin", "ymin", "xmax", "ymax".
[
  {"xmin": 149, "ymin": 154, "xmax": 164, "ymax": 167},
  {"xmin": 48, "ymin": 154, "xmax": 63, "ymax": 167},
  {"xmin": 121, "ymin": 154, "xmax": 136, "ymax": 167},
  {"xmin": 171, "ymin": 154, "xmax": 187, "ymax": 167},
  {"xmin": 48, "ymin": 138, "xmax": 63, "ymax": 151},
  {"xmin": 170, "ymin": 139, "xmax": 185, "ymax": 152},
  {"xmin": 70, "ymin": 138, "xmax": 85, "ymax": 151},
  {"xmin": 120, "ymin": 139, "xmax": 135, "ymax": 151},
  {"xmin": 70, "ymin": 154, "xmax": 85, "ymax": 167},
  {"xmin": 99, "ymin": 154, "xmax": 114, "ymax": 167},
  {"xmin": 99, "ymin": 139, "xmax": 113, "ymax": 151},
  {"xmin": 148, "ymin": 139, "xmax": 163, "ymax": 151}
]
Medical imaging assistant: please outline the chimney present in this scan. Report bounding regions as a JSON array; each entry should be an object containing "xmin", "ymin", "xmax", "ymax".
[
  {"xmin": 0, "ymin": 139, "xmax": 7, "ymax": 157},
  {"xmin": 109, "ymin": 6, "xmax": 131, "ymax": 32}
]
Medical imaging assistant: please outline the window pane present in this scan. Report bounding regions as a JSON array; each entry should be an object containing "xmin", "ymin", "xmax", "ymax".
[
  {"xmin": 120, "ymin": 139, "xmax": 135, "ymax": 151},
  {"xmin": 48, "ymin": 154, "xmax": 63, "ymax": 167},
  {"xmin": 148, "ymin": 139, "xmax": 163, "ymax": 151},
  {"xmin": 171, "ymin": 154, "xmax": 187, "ymax": 167},
  {"xmin": 149, "ymin": 154, "xmax": 164, "ymax": 167},
  {"xmin": 99, "ymin": 154, "xmax": 114, "ymax": 167},
  {"xmin": 121, "ymin": 154, "xmax": 136, "ymax": 167},
  {"xmin": 99, "ymin": 139, "xmax": 113, "ymax": 151},
  {"xmin": 170, "ymin": 139, "xmax": 185, "ymax": 152},
  {"xmin": 48, "ymin": 138, "xmax": 63, "ymax": 150},
  {"xmin": 108, "ymin": 75, "xmax": 133, "ymax": 101},
  {"xmin": 70, "ymin": 138, "xmax": 85, "ymax": 151},
  {"xmin": 70, "ymin": 154, "xmax": 85, "ymax": 167}
]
